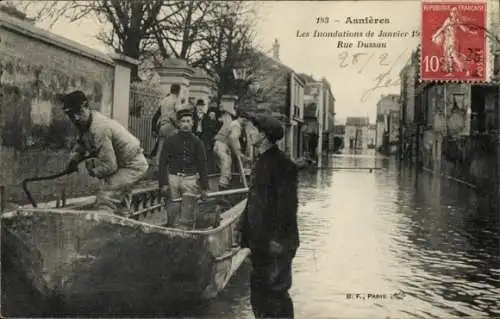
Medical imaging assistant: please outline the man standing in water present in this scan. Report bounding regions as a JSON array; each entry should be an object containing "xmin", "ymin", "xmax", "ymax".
[
  {"xmin": 239, "ymin": 113, "xmax": 299, "ymax": 318},
  {"xmin": 60, "ymin": 90, "xmax": 149, "ymax": 216}
]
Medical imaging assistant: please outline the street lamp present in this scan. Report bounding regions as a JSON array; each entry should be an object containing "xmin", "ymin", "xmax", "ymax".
[
  {"xmin": 233, "ymin": 67, "xmax": 250, "ymax": 81},
  {"xmin": 232, "ymin": 67, "xmax": 252, "ymax": 99}
]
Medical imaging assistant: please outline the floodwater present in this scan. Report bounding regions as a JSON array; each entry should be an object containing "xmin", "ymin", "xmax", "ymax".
[
  {"xmin": 193, "ymin": 150, "xmax": 500, "ymax": 318},
  {"xmin": 4, "ymin": 150, "xmax": 500, "ymax": 318}
]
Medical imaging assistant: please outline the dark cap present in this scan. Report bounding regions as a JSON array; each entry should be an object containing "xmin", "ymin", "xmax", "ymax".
[
  {"xmin": 176, "ymin": 108, "xmax": 193, "ymax": 120},
  {"xmin": 247, "ymin": 113, "xmax": 284, "ymax": 143},
  {"xmin": 59, "ymin": 90, "xmax": 88, "ymax": 113}
]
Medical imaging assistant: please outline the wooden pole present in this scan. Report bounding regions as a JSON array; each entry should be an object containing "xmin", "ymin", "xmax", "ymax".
[{"xmin": 0, "ymin": 186, "xmax": 5, "ymax": 213}]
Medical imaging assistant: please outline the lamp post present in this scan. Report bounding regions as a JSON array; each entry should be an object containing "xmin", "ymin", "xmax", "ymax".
[
  {"xmin": 232, "ymin": 67, "xmax": 251, "ymax": 98},
  {"xmin": 384, "ymin": 110, "xmax": 390, "ymax": 154}
]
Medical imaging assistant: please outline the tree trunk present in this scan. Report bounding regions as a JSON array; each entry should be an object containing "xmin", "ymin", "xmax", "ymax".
[{"xmin": 123, "ymin": 34, "xmax": 142, "ymax": 81}]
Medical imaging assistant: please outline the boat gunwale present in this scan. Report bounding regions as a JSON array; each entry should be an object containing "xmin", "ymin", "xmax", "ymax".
[{"xmin": 2, "ymin": 198, "xmax": 248, "ymax": 237}]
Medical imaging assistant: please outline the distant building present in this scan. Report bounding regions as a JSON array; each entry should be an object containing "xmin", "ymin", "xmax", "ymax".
[
  {"xmin": 241, "ymin": 39, "xmax": 305, "ymax": 161},
  {"xmin": 375, "ymin": 94, "xmax": 400, "ymax": 154},
  {"xmin": 368, "ymin": 124, "xmax": 377, "ymax": 148},
  {"xmin": 300, "ymin": 74, "xmax": 335, "ymax": 166},
  {"xmin": 344, "ymin": 117, "xmax": 370, "ymax": 150},
  {"xmin": 332, "ymin": 124, "xmax": 345, "ymax": 152}
]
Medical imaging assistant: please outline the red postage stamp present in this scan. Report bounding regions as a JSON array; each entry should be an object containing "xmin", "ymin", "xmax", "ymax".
[{"xmin": 421, "ymin": 1, "xmax": 489, "ymax": 82}]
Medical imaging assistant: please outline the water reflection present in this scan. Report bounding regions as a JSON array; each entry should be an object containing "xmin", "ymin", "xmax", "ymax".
[{"xmin": 202, "ymin": 152, "xmax": 499, "ymax": 318}]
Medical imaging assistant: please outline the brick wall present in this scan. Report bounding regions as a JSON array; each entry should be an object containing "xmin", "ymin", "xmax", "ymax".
[{"xmin": 0, "ymin": 17, "xmax": 114, "ymax": 205}]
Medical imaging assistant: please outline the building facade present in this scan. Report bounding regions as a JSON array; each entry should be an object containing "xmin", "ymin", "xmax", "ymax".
[
  {"xmin": 344, "ymin": 117, "xmax": 370, "ymax": 150},
  {"xmin": 239, "ymin": 40, "xmax": 306, "ymax": 161},
  {"xmin": 368, "ymin": 124, "xmax": 377, "ymax": 148},
  {"xmin": 399, "ymin": 50, "xmax": 419, "ymax": 162},
  {"xmin": 375, "ymin": 94, "xmax": 400, "ymax": 154},
  {"xmin": 287, "ymin": 72, "xmax": 305, "ymax": 160},
  {"xmin": 400, "ymin": 43, "xmax": 500, "ymax": 192},
  {"xmin": 301, "ymin": 75, "xmax": 336, "ymax": 167}
]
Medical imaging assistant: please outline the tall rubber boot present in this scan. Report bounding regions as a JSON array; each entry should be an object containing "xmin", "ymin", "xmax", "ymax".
[
  {"xmin": 218, "ymin": 184, "xmax": 231, "ymax": 209},
  {"xmin": 176, "ymin": 195, "xmax": 199, "ymax": 230},
  {"xmin": 165, "ymin": 200, "xmax": 181, "ymax": 227}
]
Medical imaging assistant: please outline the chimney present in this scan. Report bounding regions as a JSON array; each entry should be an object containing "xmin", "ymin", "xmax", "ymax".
[{"xmin": 272, "ymin": 38, "xmax": 280, "ymax": 61}]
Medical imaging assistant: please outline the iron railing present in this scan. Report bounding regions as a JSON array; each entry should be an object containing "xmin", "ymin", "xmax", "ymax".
[{"xmin": 128, "ymin": 88, "xmax": 162, "ymax": 154}]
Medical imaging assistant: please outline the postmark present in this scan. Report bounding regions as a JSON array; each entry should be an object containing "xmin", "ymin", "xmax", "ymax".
[{"xmin": 420, "ymin": 1, "xmax": 489, "ymax": 82}]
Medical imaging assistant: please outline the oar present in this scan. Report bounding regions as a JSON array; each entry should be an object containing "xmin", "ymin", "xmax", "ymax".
[
  {"xmin": 147, "ymin": 136, "xmax": 160, "ymax": 158},
  {"xmin": 170, "ymin": 187, "xmax": 249, "ymax": 203},
  {"xmin": 235, "ymin": 154, "xmax": 248, "ymax": 188}
]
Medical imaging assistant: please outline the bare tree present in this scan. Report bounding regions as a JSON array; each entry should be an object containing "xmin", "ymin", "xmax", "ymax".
[
  {"xmin": 152, "ymin": 0, "xmax": 214, "ymax": 61},
  {"xmin": 18, "ymin": 0, "xmax": 186, "ymax": 80},
  {"xmin": 191, "ymin": 1, "xmax": 259, "ymax": 102},
  {"xmin": 15, "ymin": 0, "xmax": 260, "ymax": 91}
]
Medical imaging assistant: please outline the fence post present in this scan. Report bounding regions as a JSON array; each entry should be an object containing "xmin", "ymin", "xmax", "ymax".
[
  {"xmin": 61, "ymin": 188, "xmax": 66, "ymax": 207},
  {"xmin": 0, "ymin": 186, "xmax": 5, "ymax": 213}
]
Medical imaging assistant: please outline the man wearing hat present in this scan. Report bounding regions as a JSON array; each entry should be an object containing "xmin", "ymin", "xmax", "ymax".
[
  {"xmin": 213, "ymin": 103, "xmax": 247, "ymax": 190},
  {"xmin": 158, "ymin": 108, "xmax": 209, "ymax": 230},
  {"xmin": 239, "ymin": 113, "xmax": 299, "ymax": 318},
  {"xmin": 192, "ymin": 99, "xmax": 206, "ymax": 138},
  {"xmin": 60, "ymin": 90, "xmax": 149, "ymax": 215}
]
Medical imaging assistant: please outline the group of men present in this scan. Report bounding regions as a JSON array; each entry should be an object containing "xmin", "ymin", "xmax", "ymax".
[{"xmin": 58, "ymin": 88, "xmax": 299, "ymax": 318}]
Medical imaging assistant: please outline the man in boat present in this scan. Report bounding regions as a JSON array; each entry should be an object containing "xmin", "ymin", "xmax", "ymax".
[
  {"xmin": 239, "ymin": 113, "xmax": 299, "ymax": 318},
  {"xmin": 213, "ymin": 104, "xmax": 248, "ymax": 191},
  {"xmin": 158, "ymin": 108, "xmax": 209, "ymax": 230},
  {"xmin": 60, "ymin": 90, "xmax": 149, "ymax": 216},
  {"xmin": 151, "ymin": 84, "xmax": 183, "ymax": 162}
]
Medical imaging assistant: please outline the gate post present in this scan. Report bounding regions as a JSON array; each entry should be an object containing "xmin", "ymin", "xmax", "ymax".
[{"xmin": 154, "ymin": 58, "xmax": 195, "ymax": 105}]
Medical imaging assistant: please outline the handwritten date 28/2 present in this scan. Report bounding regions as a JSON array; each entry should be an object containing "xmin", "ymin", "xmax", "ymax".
[{"xmin": 338, "ymin": 51, "xmax": 390, "ymax": 73}]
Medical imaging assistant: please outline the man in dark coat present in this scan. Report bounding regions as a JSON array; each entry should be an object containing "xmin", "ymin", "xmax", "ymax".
[
  {"xmin": 200, "ymin": 107, "xmax": 221, "ymax": 174},
  {"xmin": 239, "ymin": 113, "xmax": 300, "ymax": 318}
]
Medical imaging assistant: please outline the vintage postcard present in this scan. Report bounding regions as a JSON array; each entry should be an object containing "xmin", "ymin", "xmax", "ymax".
[{"xmin": 0, "ymin": 0, "xmax": 499, "ymax": 318}]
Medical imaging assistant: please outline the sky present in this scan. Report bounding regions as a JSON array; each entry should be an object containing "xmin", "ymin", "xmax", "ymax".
[{"xmin": 15, "ymin": 0, "xmax": 497, "ymax": 124}]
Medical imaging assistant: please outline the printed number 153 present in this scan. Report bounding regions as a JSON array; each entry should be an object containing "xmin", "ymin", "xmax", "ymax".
[{"xmin": 316, "ymin": 17, "xmax": 329, "ymax": 24}]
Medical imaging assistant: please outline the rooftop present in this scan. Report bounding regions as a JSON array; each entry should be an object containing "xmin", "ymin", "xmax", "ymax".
[{"xmin": 345, "ymin": 117, "xmax": 370, "ymax": 126}]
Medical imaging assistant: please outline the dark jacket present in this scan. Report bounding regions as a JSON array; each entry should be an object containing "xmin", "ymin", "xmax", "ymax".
[
  {"xmin": 192, "ymin": 108, "xmax": 204, "ymax": 137},
  {"xmin": 200, "ymin": 115, "xmax": 221, "ymax": 149},
  {"xmin": 158, "ymin": 131, "xmax": 209, "ymax": 190},
  {"xmin": 240, "ymin": 145, "xmax": 299, "ymax": 252}
]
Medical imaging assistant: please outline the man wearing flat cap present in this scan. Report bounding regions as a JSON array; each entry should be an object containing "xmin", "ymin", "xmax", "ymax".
[
  {"xmin": 239, "ymin": 113, "xmax": 300, "ymax": 318},
  {"xmin": 158, "ymin": 107, "xmax": 209, "ymax": 230},
  {"xmin": 59, "ymin": 90, "xmax": 149, "ymax": 215}
]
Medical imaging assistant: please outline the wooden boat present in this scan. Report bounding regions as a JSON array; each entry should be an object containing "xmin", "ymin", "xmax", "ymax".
[{"xmin": 1, "ymin": 173, "xmax": 250, "ymax": 316}]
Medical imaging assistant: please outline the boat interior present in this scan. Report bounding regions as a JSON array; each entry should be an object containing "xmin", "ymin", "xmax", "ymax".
[{"xmin": 46, "ymin": 172, "xmax": 250, "ymax": 230}]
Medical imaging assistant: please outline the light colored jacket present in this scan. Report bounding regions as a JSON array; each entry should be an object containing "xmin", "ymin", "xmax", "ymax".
[
  {"xmin": 70, "ymin": 111, "xmax": 144, "ymax": 179},
  {"xmin": 159, "ymin": 94, "xmax": 180, "ymax": 127},
  {"xmin": 215, "ymin": 117, "xmax": 241, "ymax": 143}
]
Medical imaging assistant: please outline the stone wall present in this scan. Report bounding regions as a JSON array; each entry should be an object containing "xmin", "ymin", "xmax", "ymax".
[{"xmin": 0, "ymin": 13, "xmax": 117, "ymax": 205}]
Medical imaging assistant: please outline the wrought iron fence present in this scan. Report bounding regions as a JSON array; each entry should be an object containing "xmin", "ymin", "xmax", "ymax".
[{"xmin": 128, "ymin": 88, "xmax": 162, "ymax": 154}]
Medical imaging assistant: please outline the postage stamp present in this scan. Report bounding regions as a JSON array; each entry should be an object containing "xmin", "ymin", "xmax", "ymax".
[{"xmin": 421, "ymin": 1, "xmax": 489, "ymax": 82}]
